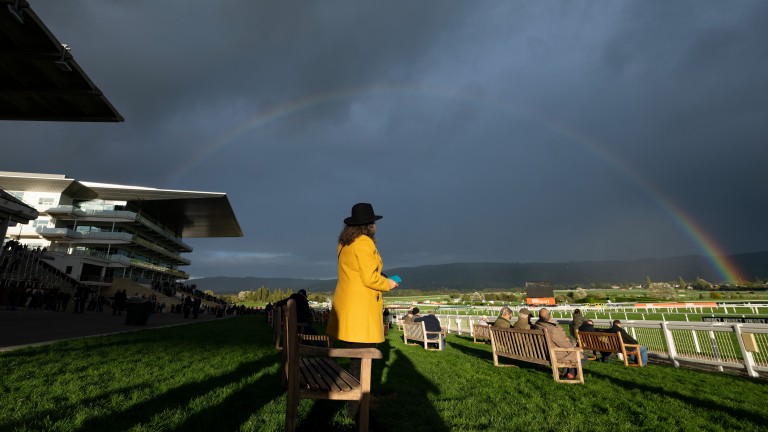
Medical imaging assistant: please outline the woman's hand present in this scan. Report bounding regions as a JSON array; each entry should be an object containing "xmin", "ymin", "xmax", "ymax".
[{"xmin": 388, "ymin": 278, "xmax": 399, "ymax": 289}]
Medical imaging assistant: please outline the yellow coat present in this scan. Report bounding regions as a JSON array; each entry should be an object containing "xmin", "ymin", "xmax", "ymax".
[{"xmin": 327, "ymin": 235, "xmax": 391, "ymax": 343}]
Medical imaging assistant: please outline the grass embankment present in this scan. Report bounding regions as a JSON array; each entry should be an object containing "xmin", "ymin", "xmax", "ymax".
[{"xmin": 1, "ymin": 317, "xmax": 766, "ymax": 431}]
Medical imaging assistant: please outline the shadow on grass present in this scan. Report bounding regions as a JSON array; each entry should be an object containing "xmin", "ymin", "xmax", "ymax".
[
  {"xmin": 373, "ymin": 340, "xmax": 450, "ymax": 432},
  {"xmin": 172, "ymin": 364, "xmax": 283, "ymax": 432},
  {"xmin": 291, "ymin": 336, "xmax": 451, "ymax": 431},
  {"xmin": 0, "ymin": 383, "xmax": 146, "ymax": 431},
  {"xmin": 449, "ymin": 340, "xmax": 493, "ymax": 363},
  {"xmin": 587, "ymin": 369, "xmax": 768, "ymax": 426},
  {"xmin": 450, "ymin": 334, "xmax": 490, "ymax": 346},
  {"xmin": 71, "ymin": 353, "xmax": 281, "ymax": 432}
]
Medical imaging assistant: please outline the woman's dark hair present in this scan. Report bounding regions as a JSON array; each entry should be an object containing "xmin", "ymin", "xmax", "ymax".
[{"xmin": 338, "ymin": 224, "xmax": 376, "ymax": 246}]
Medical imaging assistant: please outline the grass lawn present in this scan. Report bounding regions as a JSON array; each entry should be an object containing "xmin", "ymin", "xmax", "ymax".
[{"xmin": 1, "ymin": 316, "xmax": 766, "ymax": 431}]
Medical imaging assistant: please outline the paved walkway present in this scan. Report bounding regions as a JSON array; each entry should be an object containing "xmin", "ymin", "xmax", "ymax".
[{"xmin": 0, "ymin": 308, "xmax": 224, "ymax": 351}]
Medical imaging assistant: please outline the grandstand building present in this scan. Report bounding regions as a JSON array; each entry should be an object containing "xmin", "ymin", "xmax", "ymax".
[{"xmin": 0, "ymin": 171, "xmax": 242, "ymax": 292}]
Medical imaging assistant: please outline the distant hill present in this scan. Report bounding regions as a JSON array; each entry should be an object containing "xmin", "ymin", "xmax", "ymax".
[{"xmin": 190, "ymin": 250, "xmax": 768, "ymax": 294}]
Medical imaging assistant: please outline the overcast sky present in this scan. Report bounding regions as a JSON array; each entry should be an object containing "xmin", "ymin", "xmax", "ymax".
[{"xmin": 4, "ymin": 1, "xmax": 767, "ymax": 279}]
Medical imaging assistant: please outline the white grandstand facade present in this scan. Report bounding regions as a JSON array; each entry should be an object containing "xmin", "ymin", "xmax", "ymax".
[{"xmin": 0, "ymin": 171, "xmax": 242, "ymax": 290}]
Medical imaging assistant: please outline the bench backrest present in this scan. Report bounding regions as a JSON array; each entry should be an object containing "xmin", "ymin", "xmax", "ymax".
[
  {"xmin": 489, "ymin": 326, "xmax": 552, "ymax": 367},
  {"xmin": 473, "ymin": 323, "xmax": 491, "ymax": 342},
  {"xmin": 576, "ymin": 330, "xmax": 623, "ymax": 353},
  {"xmin": 403, "ymin": 322, "xmax": 426, "ymax": 342},
  {"xmin": 273, "ymin": 304, "xmax": 284, "ymax": 350},
  {"xmin": 576, "ymin": 330, "xmax": 641, "ymax": 367}
]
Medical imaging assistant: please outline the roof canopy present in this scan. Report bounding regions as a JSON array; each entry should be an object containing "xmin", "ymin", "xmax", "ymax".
[
  {"xmin": 0, "ymin": 187, "xmax": 38, "ymax": 224},
  {"xmin": 0, "ymin": 172, "xmax": 243, "ymax": 238},
  {"xmin": 0, "ymin": 0, "xmax": 123, "ymax": 122}
]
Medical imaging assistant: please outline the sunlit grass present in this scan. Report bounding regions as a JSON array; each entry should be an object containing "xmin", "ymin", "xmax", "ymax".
[{"xmin": 1, "ymin": 317, "xmax": 766, "ymax": 431}]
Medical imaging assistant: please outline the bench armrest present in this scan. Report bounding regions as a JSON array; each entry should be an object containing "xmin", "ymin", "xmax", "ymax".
[
  {"xmin": 552, "ymin": 347, "xmax": 583, "ymax": 353},
  {"xmin": 299, "ymin": 345, "xmax": 383, "ymax": 360},
  {"xmin": 425, "ymin": 330, "xmax": 445, "ymax": 336}
]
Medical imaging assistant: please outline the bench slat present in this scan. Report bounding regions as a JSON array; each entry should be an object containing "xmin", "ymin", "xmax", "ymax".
[
  {"xmin": 312, "ymin": 357, "xmax": 360, "ymax": 391},
  {"xmin": 300, "ymin": 357, "xmax": 358, "ymax": 393},
  {"xmin": 576, "ymin": 330, "xmax": 642, "ymax": 367}
]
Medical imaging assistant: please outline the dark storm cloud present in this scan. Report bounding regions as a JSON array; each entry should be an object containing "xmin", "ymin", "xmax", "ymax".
[{"xmin": 3, "ymin": 1, "xmax": 767, "ymax": 278}]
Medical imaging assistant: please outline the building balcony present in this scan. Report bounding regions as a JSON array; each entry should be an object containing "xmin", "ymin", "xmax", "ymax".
[
  {"xmin": 43, "ymin": 205, "xmax": 87, "ymax": 217},
  {"xmin": 38, "ymin": 228, "xmax": 190, "ymax": 266},
  {"xmin": 36, "ymin": 227, "xmax": 81, "ymax": 239},
  {"xmin": 36, "ymin": 228, "xmax": 133, "ymax": 243},
  {"xmin": 129, "ymin": 259, "xmax": 188, "ymax": 278},
  {"xmin": 43, "ymin": 208, "xmax": 192, "ymax": 252}
]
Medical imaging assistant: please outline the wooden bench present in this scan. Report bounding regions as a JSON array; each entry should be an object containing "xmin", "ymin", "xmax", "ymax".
[
  {"xmin": 576, "ymin": 330, "xmax": 642, "ymax": 367},
  {"xmin": 272, "ymin": 304, "xmax": 284, "ymax": 350},
  {"xmin": 489, "ymin": 326, "xmax": 584, "ymax": 384},
  {"xmin": 283, "ymin": 299, "xmax": 382, "ymax": 432},
  {"xmin": 403, "ymin": 322, "xmax": 446, "ymax": 350}
]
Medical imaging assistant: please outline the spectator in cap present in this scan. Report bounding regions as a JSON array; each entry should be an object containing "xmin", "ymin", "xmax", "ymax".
[{"xmin": 513, "ymin": 307, "xmax": 532, "ymax": 329}]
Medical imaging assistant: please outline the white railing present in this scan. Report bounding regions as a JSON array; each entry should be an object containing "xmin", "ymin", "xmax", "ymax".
[{"xmin": 433, "ymin": 314, "xmax": 768, "ymax": 378}]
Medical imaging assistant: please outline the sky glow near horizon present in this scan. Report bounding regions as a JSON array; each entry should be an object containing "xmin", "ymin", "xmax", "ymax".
[{"xmin": 3, "ymin": 1, "xmax": 766, "ymax": 281}]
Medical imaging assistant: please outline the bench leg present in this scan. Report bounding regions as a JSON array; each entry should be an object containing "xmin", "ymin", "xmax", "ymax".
[
  {"xmin": 285, "ymin": 383, "xmax": 297, "ymax": 432},
  {"xmin": 358, "ymin": 358, "xmax": 373, "ymax": 432}
]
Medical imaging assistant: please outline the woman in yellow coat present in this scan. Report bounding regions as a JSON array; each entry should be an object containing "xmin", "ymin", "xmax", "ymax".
[{"xmin": 327, "ymin": 203, "xmax": 398, "ymax": 346}]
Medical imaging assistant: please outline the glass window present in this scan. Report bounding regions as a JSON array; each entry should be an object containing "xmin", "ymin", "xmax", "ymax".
[{"xmin": 32, "ymin": 219, "xmax": 50, "ymax": 228}]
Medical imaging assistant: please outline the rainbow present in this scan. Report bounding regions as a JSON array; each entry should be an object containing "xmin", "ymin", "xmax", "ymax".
[{"xmin": 167, "ymin": 85, "xmax": 744, "ymax": 283}]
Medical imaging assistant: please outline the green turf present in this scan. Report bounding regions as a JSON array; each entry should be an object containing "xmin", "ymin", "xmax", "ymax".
[{"xmin": 0, "ymin": 317, "xmax": 766, "ymax": 431}]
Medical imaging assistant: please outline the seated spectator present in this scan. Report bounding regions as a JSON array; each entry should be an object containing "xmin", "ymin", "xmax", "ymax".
[
  {"xmin": 512, "ymin": 307, "xmax": 531, "ymax": 329},
  {"xmin": 289, "ymin": 289, "xmax": 318, "ymax": 335},
  {"xmin": 534, "ymin": 308, "xmax": 584, "ymax": 379},
  {"xmin": 607, "ymin": 320, "xmax": 648, "ymax": 366},
  {"xmin": 403, "ymin": 307, "xmax": 419, "ymax": 324},
  {"xmin": 414, "ymin": 311, "xmax": 444, "ymax": 349},
  {"xmin": 578, "ymin": 319, "xmax": 610, "ymax": 362},
  {"xmin": 493, "ymin": 306, "xmax": 513, "ymax": 328}
]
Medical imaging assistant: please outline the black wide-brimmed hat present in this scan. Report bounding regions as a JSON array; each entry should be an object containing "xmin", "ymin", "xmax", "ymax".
[{"xmin": 344, "ymin": 203, "xmax": 383, "ymax": 226}]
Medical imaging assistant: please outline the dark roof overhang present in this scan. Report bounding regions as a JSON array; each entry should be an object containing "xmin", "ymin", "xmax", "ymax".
[{"xmin": 0, "ymin": 0, "xmax": 123, "ymax": 122}]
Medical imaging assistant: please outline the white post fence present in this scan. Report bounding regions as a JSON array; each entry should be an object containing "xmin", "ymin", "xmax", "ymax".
[{"xmin": 434, "ymin": 313, "xmax": 768, "ymax": 378}]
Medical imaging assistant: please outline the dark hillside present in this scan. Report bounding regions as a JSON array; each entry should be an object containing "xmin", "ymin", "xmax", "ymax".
[{"xmin": 191, "ymin": 250, "xmax": 768, "ymax": 294}]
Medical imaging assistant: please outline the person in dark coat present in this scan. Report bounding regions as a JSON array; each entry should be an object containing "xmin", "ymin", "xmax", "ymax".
[
  {"xmin": 192, "ymin": 297, "xmax": 202, "ymax": 319},
  {"xmin": 403, "ymin": 307, "xmax": 419, "ymax": 324},
  {"xmin": 569, "ymin": 308, "xmax": 585, "ymax": 338},
  {"xmin": 607, "ymin": 320, "xmax": 648, "ymax": 366},
  {"xmin": 414, "ymin": 311, "xmax": 445, "ymax": 349},
  {"xmin": 579, "ymin": 319, "xmax": 610, "ymax": 361},
  {"xmin": 183, "ymin": 295, "xmax": 192, "ymax": 318},
  {"xmin": 493, "ymin": 307, "xmax": 513, "ymax": 328},
  {"xmin": 289, "ymin": 289, "xmax": 317, "ymax": 335}
]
